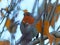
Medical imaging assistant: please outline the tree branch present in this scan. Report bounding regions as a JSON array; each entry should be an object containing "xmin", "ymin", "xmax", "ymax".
[
  {"xmin": 56, "ymin": 26, "xmax": 60, "ymax": 31},
  {"xmin": 28, "ymin": 31, "xmax": 60, "ymax": 45}
]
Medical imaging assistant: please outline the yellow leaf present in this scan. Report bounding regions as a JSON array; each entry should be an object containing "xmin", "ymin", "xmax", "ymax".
[
  {"xmin": 35, "ymin": 19, "xmax": 42, "ymax": 33},
  {"xmin": 48, "ymin": 4, "xmax": 60, "ymax": 15},
  {"xmin": 50, "ymin": 17, "xmax": 54, "ymax": 27},
  {"xmin": 0, "ymin": 41, "xmax": 10, "ymax": 45},
  {"xmin": 36, "ymin": 20, "xmax": 54, "ymax": 45},
  {"xmin": 48, "ymin": 34, "xmax": 54, "ymax": 45},
  {"xmin": 35, "ymin": 20, "xmax": 50, "ymax": 35},
  {"xmin": 5, "ymin": 19, "xmax": 11, "ymax": 29},
  {"xmin": 48, "ymin": 4, "xmax": 52, "ymax": 14},
  {"xmin": 47, "ymin": 5, "xmax": 60, "ymax": 27},
  {"xmin": 44, "ymin": 21, "xmax": 54, "ymax": 45},
  {"xmin": 55, "ymin": 38, "xmax": 60, "ymax": 45},
  {"xmin": 55, "ymin": 38, "xmax": 60, "ymax": 43},
  {"xmin": 43, "ymin": 20, "xmax": 50, "ymax": 35},
  {"xmin": 50, "ymin": 16, "xmax": 58, "ymax": 27},
  {"xmin": 55, "ymin": 5, "xmax": 60, "ymax": 14},
  {"xmin": 50, "ymin": 5, "xmax": 60, "ymax": 27},
  {"xmin": 5, "ymin": 7, "xmax": 8, "ymax": 12}
]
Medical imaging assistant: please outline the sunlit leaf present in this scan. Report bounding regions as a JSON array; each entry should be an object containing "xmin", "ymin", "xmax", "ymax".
[
  {"xmin": 5, "ymin": 7, "xmax": 8, "ymax": 12},
  {"xmin": 50, "ymin": 15, "xmax": 58, "ymax": 27},
  {"xmin": 48, "ymin": 4, "xmax": 53, "ymax": 14},
  {"xmin": 47, "ymin": 3, "xmax": 60, "ymax": 15},
  {"xmin": 36, "ymin": 20, "xmax": 54, "ymax": 45},
  {"xmin": 5, "ymin": 19, "xmax": 11, "ymax": 29},
  {"xmin": 35, "ymin": 20, "xmax": 49, "ymax": 35},
  {"xmin": 44, "ymin": 21, "xmax": 54, "ymax": 45},
  {"xmin": 0, "ymin": 41, "xmax": 10, "ymax": 45},
  {"xmin": 43, "ymin": 20, "xmax": 49, "ymax": 35},
  {"xmin": 55, "ymin": 38, "xmax": 60, "ymax": 45},
  {"xmin": 55, "ymin": 5, "xmax": 60, "ymax": 14},
  {"xmin": 48, "ymin": 5, "xmax": 60, "ymax": 27},
  {"xmin": 35, "ymin": 19, "xmax": 42, "ymax": 33},
  {"xmin": 50, "ymin": 17, "xmax": 55, "ymax": 27},
  {"xmin": 48, "ymin": 34, "xmax": 54, "ymax": 45}
]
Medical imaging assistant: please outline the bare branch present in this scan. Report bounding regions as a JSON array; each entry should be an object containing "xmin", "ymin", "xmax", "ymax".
[
  {"xmin": 28, "ymin": 36, "xmax": 48, "ymax": 45},
  {"xmin": 29, "ymin": 31, "xmax": 60, "ymax": 45},
  {"xmin": 56, "ymin": 26, "xmax": 60, "ymax": 31},
  {"xmin": 49, "ymin": 0, "xmax": 58, "ymax": 22}
]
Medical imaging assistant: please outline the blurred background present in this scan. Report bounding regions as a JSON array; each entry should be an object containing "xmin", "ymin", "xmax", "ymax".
[{"xmin": 0, "ymin": 0, "xmax": 60, "ymax": 45}]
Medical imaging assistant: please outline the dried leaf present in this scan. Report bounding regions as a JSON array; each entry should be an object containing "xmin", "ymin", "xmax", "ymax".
[
  {"xmin": 48, "ymin": 4, "xmax": 60, "ymax": 15},
  {"xmin": 55, "ymin": 5, "xmax": 60, "ymax": 14},
  {"xmin": 44, "ymin": 21, "xmax": 54, "ymax": 45},
  {"xmin": 48, "ymin": 5, "xmax": 60, "ymax": 27},
  {"xmin": 50, "ymin": 17, "xmax": 54, "ymax": 27},
  {"xmin": 44, "ymin": 20, "xmax": 49, "ymax": 35},
  {"xmin": 5, "ymin": 7, "xmax": 8, "ymax": 12},
  {"xmin": 35, "ymin": 19, "xmax": 42, "ymax": 33},
  {"xmin": 48, "ymin": 34, "xmax": 54, "ymax": 45},
  {"xmin": 35, "ymin": 20, "xmax": 49, "ymax": 35},
  {"xmin": 48, "ymin": 4, "xmax": 52, "ymax": 14},
  {"xmin": 55, "ymin": 38, "xmax": 60, "ymax": 45},
  {"xmin": 0, "ymin": 41, "xmax": 10, "ymax": 45},
  {"xmin": 50, "ymin": 16, "xmax": 58, "ymax": 27},
  {"xmin": 36, "ymin": 20, "xmax": 54, "ymax": 45},
  {"xmin": 55, "ymin": 38, "xmax": 60, "ymax": 42},
  {"xmin": 5, "ymin": 19, "xmax": 11, "ymax": 29}
]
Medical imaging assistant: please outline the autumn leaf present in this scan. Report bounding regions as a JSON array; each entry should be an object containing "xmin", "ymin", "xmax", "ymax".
[
  {"xmin": 49, "ymin": 5, "xmax": 60, "ymax": 27},
  {"xmin": 55, "ymin": 38, "xmax": 60, "ymax": 45},
  {"xmin": 47, "ymin": 4, "xmax": 60, "ymax": 15},
  {"xmin": 0, "ymin": 41, "xmax": 10, "ymax": 45},
  {"xmin": 44, "ymin": 20, "xmax": 54, "ymax": 45},
  {"xmin": 5, "ymin": 7, "xmax": 8, "ymax": 12},
  {"xmin": 35, "ymin": 19, "xmax": 42, "ymax": 33},
  {"xmin": 5, "ymin": 19, "xmax": 11, "ymax": 29},
  {"xmin": 48, "ymin": 34, "xmax": 54, "ymax": 45},
  {"xmin": 48, "ymin": 5, "xmax": 60, "ymax": 27},
  {"xmin": 50, "ymin": 5, "xmax": 60, "ymax": 27},
  {"xmin": 36, "ymin": 20, "xmax": 54, "ymax": 45},
  {"xmin": 35, "ymin": 20, "xmax": 49, "ymax": 35},
  {"xmin": 44, "ymin": 21, "xmax": 54, "ymax": 45},
  {"xmin": 1, "ymin": 12, "xmax": 4, "ymax": 18},
  {"xmin": 55, "ymin": 5, "xmax": 60, "ymax": 14},
  {"xmin": 43, "ymin": 20, "xmax": 50, "ymax": 35},
  {"xmin": 50, "ymin": 17, "xmax": 55, "ymax": 27},
  {"xmin": 48, "ymin": 4, "xmax": 53, "ymax": 14},
  {"xmin": 50, "ymin": 15, "xmax": 58, "ymax": 27}
]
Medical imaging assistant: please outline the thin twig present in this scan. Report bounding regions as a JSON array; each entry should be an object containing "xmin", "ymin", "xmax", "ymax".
[
  {"xmin": 56, "ymin": 26, "xmax": 60, "ymax": 31},
  {"xmin": 49, "ymin": 0, "xmax": 58, "ymax": 22}
]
